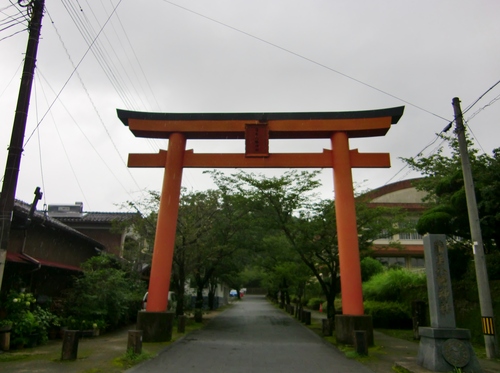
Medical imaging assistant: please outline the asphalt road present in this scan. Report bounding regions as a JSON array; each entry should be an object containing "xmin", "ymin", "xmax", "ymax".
[{"xmin": 127, "ymin": 295, "xmax": 375, "ymax": 373}]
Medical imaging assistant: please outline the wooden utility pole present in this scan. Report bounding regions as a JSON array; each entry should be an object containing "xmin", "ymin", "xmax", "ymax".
[
  {"xmin": 452, "ymin": 97, "xmax": 498, "ymax": 358},
  {"xmin": 0, "ymin": 0, "xmax": 45, "ymax": 292}
]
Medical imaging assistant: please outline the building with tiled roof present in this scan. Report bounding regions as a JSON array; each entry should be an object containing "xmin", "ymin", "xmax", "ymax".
[
  {"xmin": 3, "ymin": 199, "xmax": 106, "ymax": 297},
  {"xmin": 48, "ymin": 203, "xmax": 139, "ymax": 257}
]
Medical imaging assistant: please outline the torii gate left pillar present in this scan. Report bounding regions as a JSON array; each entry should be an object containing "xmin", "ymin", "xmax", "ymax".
[{"xmin": 118, "ymin": 106, "xmax": 404, "ymax": 343}]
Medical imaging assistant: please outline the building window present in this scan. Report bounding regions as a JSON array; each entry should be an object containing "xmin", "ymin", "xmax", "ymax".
[
  {"xmin": 410, "ymin": 257, "xmax": 425, "ymax": 268},
  {"xmin": 377, "ymin": 257, "xmax": 406, "ymax": 268},
  {"xmin": 399, "ymin": 219, "xmax": 423, "ymax": 240},
  {"xmin": 399, "ymin": 231, "xmax": 423, "ymax": 240},
  {"xmin": 377, "ymin": 229, "xmax": 393, "ymax": 239}
]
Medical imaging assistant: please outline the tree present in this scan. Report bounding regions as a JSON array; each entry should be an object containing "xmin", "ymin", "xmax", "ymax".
[
  {"xmin": 172, "ymin": 189, "xmax": 220, "ymax": 315},
  {"xmin": 209, "ymin": 170, "xmax": 404, "ymax": 329},
  {"xmin": 116, "ymin": 191, "xmax": 160, "ymax": 272},
  {"xmin": 175, "ymin": 188, "xmax": 252, "ymax": 318},
  {"xmin": 64, "ymin": 254, "xmax": 145, "ymax": 330},
  {"xmin": 403, "ymin": 135, "xmax": 500, "ymax": 253}
]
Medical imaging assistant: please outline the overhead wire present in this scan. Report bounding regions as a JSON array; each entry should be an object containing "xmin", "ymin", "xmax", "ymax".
[
  {"xmin": 463, "ymin": 92, "xmax": 500, "ymax": 154},
  {"xmin": 0, "ymin": 2, "xmax": 28, "ymax": 40},
  {"xmin": 0, "ymin": 26, "xmax": 26, "ymax": 41},
  {"xmin": 33, "ymin": 76, "xmax": 47, "ymax": 208},
  {"xmin": 13, "ymin": 1, "xmax": 497, "ymax": 202},
  {"xmin": 62, "ymin": 0, "xmax": 173, "ymax": 171},
  {"xmin": 54, "ymin": 0, "xmax": 167, "ymax": 187},
  {"xmin": 82, "ymin": 0, "xmax": 149, "ymax": 109},
  {"xmin": 107, "ymin": 6, "xmax": 169, "ymax": 152},
  {"xmin": 154, "ymin": 0, "xmax": 457, "ymax": 192},
  {"xmin": 29, "ymin": 5, "xmax": 149, "ymax": 204},
  {"xmin": 35, "ymin": 1, "xmax": 167, "ymax": 212},
  {"xmin": 35, "ymin": 68, "xmax": 141, "ymax": 199},
  {"xmin": 160, "ymin": 0, "xmax": 450, "ymax": 124},
  {"xmin": 384, "ymin": 81, "xmax": 500, "ymax": 185},
  {"xmin": 34, "ymin": 70, "xmax": 91, "ymax": 208},
  {"xmin": 24, "ymin": 0, "xmax": 124, "ymax": 146},
  {"xmin": 110, "ymin": 6, "xmax": 162, "ymax": 111},
  {"xmin": 154, "ymin": 0, "xmax": 463, "ymax": 192},
  {"xmin": 463, "ymin": 79, "xmax": 500, "ymax": 115},
  {"xmin": 459, "ymin": 79, "xmax": 500, "ymax": 154},
  {"xmin": 0, "ymin": 13, "xmax": 26, "ymax": 30},
  {"xmin": 0, "ymin": 59, "xmax": 23, "ymax": 99},
  {"xmin": 7, "ymin": 0, "xmax": 29, "ymax": 23},
  {"xmin": 59, "ymin": 0, "xmax": 138, "ymax": 109}
]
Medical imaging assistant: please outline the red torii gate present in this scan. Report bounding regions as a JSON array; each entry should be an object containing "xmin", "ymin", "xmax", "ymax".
[{"xmin": 118, "ymin": 106, "xmax": 404, "ymax": 342}]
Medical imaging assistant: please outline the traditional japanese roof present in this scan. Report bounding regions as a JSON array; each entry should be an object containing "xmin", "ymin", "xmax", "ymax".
[
  {"xmin": 13, "ymin": 199, "xmax": 105, "ymax": 249},
  {"xmin": 54, "ymin": 211, "xmax": 138, "ymax": 224}
]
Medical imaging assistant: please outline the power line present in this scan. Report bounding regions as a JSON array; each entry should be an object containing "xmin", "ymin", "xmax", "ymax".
[
  {"xmin": 24, "ymin": 0, "xmax": 124, "ymax": 146},
  {"xmin": 160, "ymin": 0, "xmax": 450, "ymax": 123},
  {"xmin": 384, "ymin": 79, "xmax": 500, "ymax": 185},
  {"xmin": 463, "ymin": 79, "xmax": 500, "ymax": 115}
]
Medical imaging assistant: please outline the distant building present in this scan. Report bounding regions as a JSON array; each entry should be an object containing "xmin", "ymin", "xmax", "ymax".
[
  {"xmin": 362, "ymin": 178, "xmax": 428, "ymax": 270},
  {"xmin": 47, "ymin": 202, "xmax": 139, "ymax": 257},
  {"xmin": 3, "ymin": 200, "xmax": 139, "ymax": 298},
  {"xmin": 4, "ymin": 200, "xmax": 105, "ymax": 297}
]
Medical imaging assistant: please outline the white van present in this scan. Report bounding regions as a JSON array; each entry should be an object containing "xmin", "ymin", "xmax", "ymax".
[{"xmin": 142, "ymin": 291, "xmax": 177, "ymax": 311}]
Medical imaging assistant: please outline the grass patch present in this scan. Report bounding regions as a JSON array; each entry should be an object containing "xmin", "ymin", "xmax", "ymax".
[
  {"xmin": 0, "ymin": 352, "xmax": 32, "ymax": 362},
  {"xmin": 333, "ymin": 339, "xmax": 382, "ymax": 363},
  {"xmin": 376, "ymin": 328, "xmax": 416, "ymax": 343},
  {"xmin": 392, "ymin": 365, "xmax": 411, "ymax": 373},
  {"xmin": 0, "ymin": 348, "xmax": 59, "ymax": 363},
  {"xmin": 113, "ymin": 349, "xmax": 153, "ymax": 370}
]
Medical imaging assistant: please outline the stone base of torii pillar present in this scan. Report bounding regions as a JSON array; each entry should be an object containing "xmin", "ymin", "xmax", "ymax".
[{"xmin": 417, "ymin": 234, "xmax": 482, "ymax": 372}]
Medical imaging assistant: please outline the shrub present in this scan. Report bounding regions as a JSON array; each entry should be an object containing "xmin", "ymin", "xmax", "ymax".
[
  {"xmin": 360, "ymin": 257, "xmax": 385, "ymax": 282},
  {"xmin": 63, "ymin": 254, "xmax": 146, "ymax": 331},
  {"xmin": 307, "ymin": 297, "xmax": 324, "ymax": 310},
  {"xmin": 2, "ymin": 291, "xmax": 55, "ymax": 347},
  {"xmin": 363, "ymin": 268, "xmax": 426, "ymax": 302},
  {"xmin": 364, "ymin": 300, "xmax": 412, "ymax": 329}
]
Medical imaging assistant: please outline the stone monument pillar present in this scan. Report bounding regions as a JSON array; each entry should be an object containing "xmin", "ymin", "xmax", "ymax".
[{"xmin": 417, "ymin": 234, "xmax": 482, "ymax": 372}]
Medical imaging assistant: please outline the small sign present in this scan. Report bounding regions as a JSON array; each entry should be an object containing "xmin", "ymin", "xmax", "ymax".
[{"xmin": 245, "ymin": 123, "xmax": 269, "ymax": 157}]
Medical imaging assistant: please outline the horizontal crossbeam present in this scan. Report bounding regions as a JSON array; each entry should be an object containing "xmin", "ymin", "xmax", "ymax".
[{"xmin": 128, "ymin": 149, "xmax": 390, "ymax": 169}]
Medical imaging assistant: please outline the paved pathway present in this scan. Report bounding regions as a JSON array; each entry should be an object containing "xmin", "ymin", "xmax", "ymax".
[{"xmin": 127, "ymin": 295, "xmax": 375, "ymax": 373}]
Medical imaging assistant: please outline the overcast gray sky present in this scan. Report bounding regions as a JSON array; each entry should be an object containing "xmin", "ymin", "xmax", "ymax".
[{"xmin": 1, "ymin": 0, "xmax": 499, "ymax": 212}]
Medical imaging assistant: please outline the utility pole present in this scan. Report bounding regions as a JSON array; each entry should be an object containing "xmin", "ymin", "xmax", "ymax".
[
  {"xmin": 0, "ymin": 0, "xmax": 45, "ymax": 292},
  {"xmin": 452, "ymin": 97, "xmax": 498, "ymax": 358}
]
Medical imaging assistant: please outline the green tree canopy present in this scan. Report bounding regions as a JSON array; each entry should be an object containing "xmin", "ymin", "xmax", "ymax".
[
  {"xmin": 403, "ymin": 134, "xmax": 500, "ymax": 252},
  {"xmin": 208, "ymin": 169, "xmax": 405, "ymax": 321}
]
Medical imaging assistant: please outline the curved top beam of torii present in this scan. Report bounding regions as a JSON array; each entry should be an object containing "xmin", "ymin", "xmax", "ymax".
[
  {"xmin": 117, "ymin": 106, "xmax": 404, "ymax": 139},
  {"xmin": 117, "ymin": 106, "xmax": 404, "ymax": 169}
]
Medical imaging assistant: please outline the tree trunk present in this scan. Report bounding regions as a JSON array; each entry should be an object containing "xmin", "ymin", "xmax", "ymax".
[
  {"xmin": 175, "ymin": 266, "xmax": 186, "ymax": 316},
  {"xmin": 208, "ymin": 282, "xmax": 216, "ymax": 310}
]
